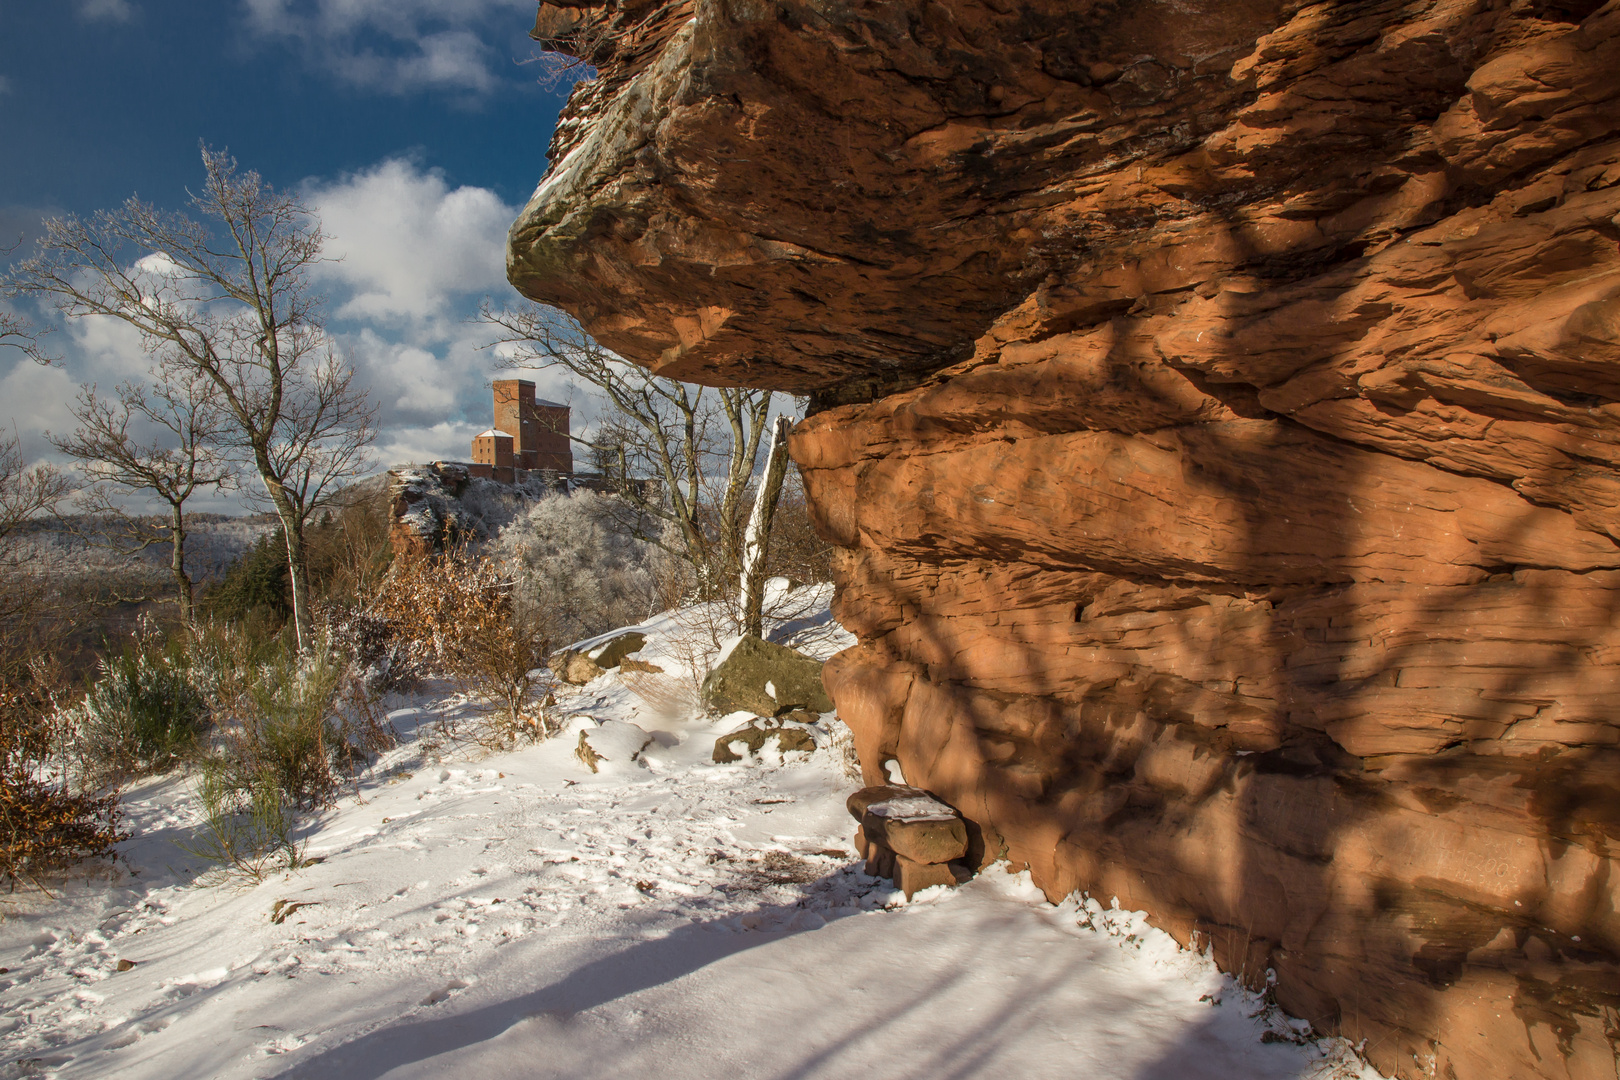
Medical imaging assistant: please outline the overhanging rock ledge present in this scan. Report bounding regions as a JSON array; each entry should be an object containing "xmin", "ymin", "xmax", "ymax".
[{"xmin": 507, "ymin": 3, "xmax": 1620, "ymax": 1078}]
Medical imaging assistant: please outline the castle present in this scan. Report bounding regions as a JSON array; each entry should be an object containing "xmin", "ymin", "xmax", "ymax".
[{"xmin": 468, "ymin": 379, "xmax": 572, "ymax": 482}]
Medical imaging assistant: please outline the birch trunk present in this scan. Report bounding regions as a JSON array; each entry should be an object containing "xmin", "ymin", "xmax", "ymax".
[{"xmin": 739, "ymin": 414, "xmax": 792, "ymax": 639}]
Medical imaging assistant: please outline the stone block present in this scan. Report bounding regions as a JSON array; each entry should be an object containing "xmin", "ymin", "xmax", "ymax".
[
  {"xmin": 863, "ymin": 837, "xmax": 896, "ymax": 880},
  {"xmin": 862, "ymin": 810, "xmax": 968, "ymax": 865},
  {"xmin": 893, "ymin": 854, "xmax": 959, "ymax": 899}
]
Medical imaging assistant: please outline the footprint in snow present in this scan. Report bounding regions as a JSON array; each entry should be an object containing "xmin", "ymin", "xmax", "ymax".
[
  {"xmin": 419, "ymin": 979, "xmax": 470, "ymax": 1006},
  {"xmin": 160, "ymin": 968, "xmax": 228, "ymax": 999}
]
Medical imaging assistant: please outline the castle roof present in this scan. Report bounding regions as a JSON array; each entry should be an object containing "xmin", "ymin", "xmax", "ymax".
[{"xmin": 476, "ymin": 428, "xmax": 514, "ymax": 439}]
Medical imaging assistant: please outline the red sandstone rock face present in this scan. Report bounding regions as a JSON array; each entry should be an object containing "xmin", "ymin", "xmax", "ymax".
[{"xmin": 508, "ymin": 2, "xmax": 1620, "ymax": 1077}]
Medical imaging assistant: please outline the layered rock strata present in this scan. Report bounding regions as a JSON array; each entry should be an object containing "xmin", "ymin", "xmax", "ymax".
[{"xmin": 508, "ymin": 2, "xmax": 1620, "ymax": 1077}]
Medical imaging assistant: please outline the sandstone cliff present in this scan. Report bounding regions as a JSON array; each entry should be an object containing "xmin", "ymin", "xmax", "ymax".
[{"xmin": 507, "ymin": 2, "xmax": 1620, "ymax": 1077}]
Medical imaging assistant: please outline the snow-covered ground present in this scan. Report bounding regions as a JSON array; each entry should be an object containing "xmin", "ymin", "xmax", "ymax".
[
  {"xmin": 1, "ymin": 595, "xmax": 1384, "ymax": 1080},
  {"xmin": 10, "ymin": 514, "xmax": 279, "ymax": 589}
]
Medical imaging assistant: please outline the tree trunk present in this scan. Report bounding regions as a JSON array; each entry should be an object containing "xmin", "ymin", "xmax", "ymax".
[
  {"xmin": 169, "ymin": 503, "xmax": 194, "ymax": 626},
  {"xmin": 283, "ymin": 519, "xmax": 313, "ymax": 653},
  {"xmin": 740, "ymin": 414, "xmax": 792, "ymax": 639},
  {"xmin": 262, "ymin": 476, "xmax": 314, "ymax": 652}
]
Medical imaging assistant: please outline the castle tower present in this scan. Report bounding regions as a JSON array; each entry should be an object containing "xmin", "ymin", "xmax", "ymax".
[
  {"xmin": 470, "ymin": 428, "xmax": 515, "ymax": 482},
  {"xmin": 475, "ymin": 380, "xmax": 572, "ymax": 478}
]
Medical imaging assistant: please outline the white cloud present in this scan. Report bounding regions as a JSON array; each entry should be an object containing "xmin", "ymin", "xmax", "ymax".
[
  {"xmin": 0, "ymin": 359, "xmax": 76, "ymax": 461},
  {"xmin": 133, "ymin": 252, "xmax": 183, "ymax": 277},
  {"xmin": 400, "ymin": 30, "xmax": 500, "ymax": 94},
  {"xmin": 372, "ymin": 420, "xmax": 483, "ymax": 469},
  {"xmin": 241, "ymin": 0, "xmax": 532, "ymax": 96},
  {"xmin": 77, "ymin": 0, "xmax": 136, "ymax": 23},
  {"xmin": 307, "ymin": 158, "xmax": 514, "ymax": 322},
  {"xmin": 2, "ymin": 156, "xmax": 582, "ymax": 510},
  {"xmin": 62, "ymin": 312, "xmax": 160, "ymax": 382},
  {"xmin": 245, "ymin": 0, "xmax": 529, "ymax": 35},
  {"xmin": 349, "ymin": 331, "xmax": 464, "ymax": 418}
]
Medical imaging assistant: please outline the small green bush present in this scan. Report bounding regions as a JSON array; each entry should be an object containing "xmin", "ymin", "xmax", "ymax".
[
  {"xmin": 176, "ymin": 758, "xmax": 305, "ymax": 887},
  {"xmin": 72, "ymin": 647, "xmax": 209, "ymax": 788},
  {"xmin": 204, "ymin": 646, "xmax": 346, "ymax": 810}
]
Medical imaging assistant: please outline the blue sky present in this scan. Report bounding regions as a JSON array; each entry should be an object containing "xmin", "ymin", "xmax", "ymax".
[{"xmin": 1, "ymin": 0, "xmax": 586, "ymax": 509}]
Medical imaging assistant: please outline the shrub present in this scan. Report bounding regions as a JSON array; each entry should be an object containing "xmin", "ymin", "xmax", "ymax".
[
  {"xmin": 186, "ymin": 621, "xmax": 356, "ymax": 810},
  {"xmin": 1, "ymin": 683, "xmax": 126, "ymax": 892},
  {"xmin": 176, "ymin": 758, "xmax": 305, "ymax": 887},
  {"xmin": 367, "ymin": 547, "xmax": 557, "ymax": 746},
  {"xmin": 326, "ymin": 605, "xmax": 418, "ymax": 695},
  {"xmin": 179, "ymin": 623, "xmax": 393, "ymax": 885},
  {"xmin": 72, "ymin": 646, "xmax": 209, "ymax": 788},
  {"xmin": 184, "ymin": 618, "xmax": 283, "ymax": 714},
  {"xmin": 218, "ymin": 648, "xmax": 346, "ymax": 810}
]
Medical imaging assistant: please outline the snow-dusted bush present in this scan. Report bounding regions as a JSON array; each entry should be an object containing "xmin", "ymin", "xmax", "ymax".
[
  {"xmin": 2, "ymin": 683, "xmax": 126, "ymax": 890},
  {"xmin": 494, "ymin": 489, "xmax": 662, "ymax": 645},
  {"xmin": 365, "ymin": 547, "xmax": 557, "ymax": 745},
  {"xmin": 326, "ymin": 606, "xmax": 418, "ymax": 695},
  {"xmin": 193, "ymin": 646, "xmax": 349, "ymax": 811},
  {"xmin": 177, "ymin": 759, "xmax": 306, "ymax": 887},
  {"xmin": 70, "ymin": 648, "xmax": 210, "ymax": 788},
  {"xmin": 186, "ymin": 623, "xmax": 362, "ymax": 810}
]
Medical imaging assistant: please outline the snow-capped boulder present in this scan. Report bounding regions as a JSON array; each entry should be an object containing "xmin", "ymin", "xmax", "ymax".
[
  {"xmin": 575, "ymin": 720, "xmax": 655, "ymax": 773},
  {"xmin": 701, "ymin": 635, "xmax": 833, "ymax": 717},
  {"xmin": 551, "ymin": 631, "xmax": 648, "ymax": 685},
  {"xmin": 711, "ymin": 718, "xmax": 817, "ymax": 763}
]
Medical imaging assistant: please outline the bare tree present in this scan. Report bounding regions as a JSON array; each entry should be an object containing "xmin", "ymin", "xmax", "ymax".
[
  {"xmin": 0, "ymin": 435, "xmax": 71, "ymax": 545},
  {"xmin": 479, "ymin": 302, "xmax": 773, "ymax": 606},
  {"xmin": 50, "ymin": 364, "xmax": 235, "ymax": 625},
  {"xmin": 5, "ymin": 147, "xmax": 375, "ymax": 651},
  {"xmin": 0, "ymin": 434, "xmax": 74, "ymax": 680}
]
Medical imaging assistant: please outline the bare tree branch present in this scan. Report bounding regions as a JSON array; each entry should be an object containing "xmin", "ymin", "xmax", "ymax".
[
  {"xmin": 50, "ymin": 365, "xmax": 236, "ymax": 624},
  {"xmin": 5, "ymin": 146, "xmax": 375, "ymax": 650},
  {"xmin": 478, "ymin": 301, "xmax": 776, "ymax": 611},
  {"xmin": 0, "ymin": 435, "xmax": 72, "ymax": 545}
]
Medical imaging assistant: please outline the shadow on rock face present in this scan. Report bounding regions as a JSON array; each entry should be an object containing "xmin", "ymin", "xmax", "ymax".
[{"xmin": 507, "ymin": 2, "xmax": 1620, "ymax": 1077}]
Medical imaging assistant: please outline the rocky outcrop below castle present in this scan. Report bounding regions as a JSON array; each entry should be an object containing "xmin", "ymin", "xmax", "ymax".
[
  {"xmin": 387, "ymin": 464, "xmax": 558, "ymax": 557},
  {"xmin": 507, "ymin": 2, "xmax": 1620, "ymax": 1077}
]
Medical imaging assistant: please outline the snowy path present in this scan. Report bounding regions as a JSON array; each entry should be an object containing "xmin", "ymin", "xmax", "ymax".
[{"xmin": 2, "ymin": 677, "xmax": 1379, "ymax": 1080}]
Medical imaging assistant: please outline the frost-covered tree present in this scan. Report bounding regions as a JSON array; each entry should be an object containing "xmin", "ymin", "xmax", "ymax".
[
  {"xmin": 493, "ymin": 489, "xmax": 662, "ymax": 645},
  {"xmin": 478, "ymin": 303, "xmax": 774, "ymax": 608}
]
